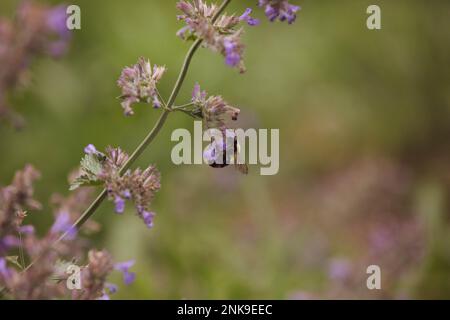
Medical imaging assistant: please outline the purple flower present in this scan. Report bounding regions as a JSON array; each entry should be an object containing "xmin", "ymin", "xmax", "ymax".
[
  {"xmin": 223, "ymin": 38, "xmax": 241, "ymax": 67},
  {"xmin": 239, "ymin": 8, "xmax": 260, "ymax": 26},
  {"xmin": 192, "ymin": 83, "xmax": 206, "ymax": 102},
  {"xmin": 122, "ymin": 189, "xmax": 132, "ymax": 199},
  {"xmin": 114, "ymin": 196, "xmax": 125, "ymax": 214},
  {"xmin": 258, "ymin": 0, "xmax": 300, "ymax": 24},
  {"xmin": 203, "ymin": 130, "xmax": 236, "ymax": 165},
  {"xmin": 47, "ymin": 5, "xmax": 70, "ymax": 38},
  {"xmin": 114, "ymin": 260, "xmax": 136, "ymax": 285},
  {"xmin": 203, "ymin": 143, "xmax": 218, "ymax": 165},
  {"xmin": 328, "ymin": 259, "xmax": 352, "ymax": 281},
  {"xmin": 117, "ymin": 57, "xmax": 166, "ymax": 115},
  {"xmin": 0, "ymin": 236, "xmax": 20, "ymax": 252},
  {"xmin": 46, "ymin": 5, "xmax": 71, "ymax": 57},
  {"xmin": 142, "ymin": 211, "xmax": 155, "ymax": 229},
  {"xmin": 190, "ymin": 83, "xmax": 240, "ymax": 129},
  {"xmin": 153, "ymin": 96, "xmax": 161, "ymax": 109},
  {"xmin": 105, "ymin": 283, "xmax": 118, "ymax": 294},
  {"xmin": 18, "ymin": 225, "xmax": 35, "ymax": 235},
  {"xmin": 176, "ymin": 1, "xmax": 247, "ymax": 72},
  {"xmin": 51, "ymin": 212, "xmax": 77, "ymax": 240},
  {"xmin": 0, "ymin": 258, "xmax": 12, "ymax": 280},
  {"xmin": 84, "ymin": 144, "xmax": 97, "ymax": 155}
]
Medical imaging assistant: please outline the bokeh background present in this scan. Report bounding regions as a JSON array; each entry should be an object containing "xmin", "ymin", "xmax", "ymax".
[{"xmin": 1, "ymin": 0, "xmax": 449, "ymax": 299}]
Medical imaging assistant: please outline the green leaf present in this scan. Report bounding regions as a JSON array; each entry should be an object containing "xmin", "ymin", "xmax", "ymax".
[{"xmin": 69, "ymin": 153, "xmax": 106, "ymax": 190}]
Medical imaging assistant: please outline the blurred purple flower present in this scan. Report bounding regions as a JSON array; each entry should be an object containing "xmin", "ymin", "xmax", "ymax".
[
  {"xmin": 0, "ymin": 258, "xmax": 12, "ymax": 280},
  {"xmin": 47, "ymin": 5, "xmax": 70, "ymax": 38},
  {"xmin": 51, "ymin": 212, "xmax": 77, "ymax": 240},
  {"xmin": 122, "ymin": 189, "xmax": 132, "ymax": 199},
  {"xmin": 106, "ymin": 283, "xmax": 118, "ymax": 294},
  {"xmin": 46, "ymin": 5, "xmax": 71, "ymax": 57},
  {"xmin": 18, "ymin": 225, "xmax": 35, "ymax": 234},
  {"xmin": 114, "ymin": 260, "xmax": 136, "ymax": 285},
  {"xmin": 328, "ymin": 259, "xmax": 352, "ymax": 281},
  {"xmin": 0, "ymin": 235, "xmax": 20, "ymax": 255}
]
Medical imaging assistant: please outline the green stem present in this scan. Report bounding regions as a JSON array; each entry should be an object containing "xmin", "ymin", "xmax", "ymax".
[
  {"xmin": 173, "ymin": 102, "xmax": 196, "ymax": 110},
  {"xmin": 22, "ymin": 0, "xmax": 233, "ymax": 272}
]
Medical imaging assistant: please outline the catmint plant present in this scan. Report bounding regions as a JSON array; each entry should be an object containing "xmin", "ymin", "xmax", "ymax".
[
  {"xmin": 0, "ymin": 166, "xmax": 134, "ymax": 299},
  {"xmin": 0, "ymin": 0, "xmax": 300, "ymax": 299}
]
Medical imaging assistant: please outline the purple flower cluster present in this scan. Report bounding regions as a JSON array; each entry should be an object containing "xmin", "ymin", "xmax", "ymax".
[
  {"xmin": 176, "ymin": 1, "xmax": 258, "ymax": 72},
  {"xmin": 73, "ymin": 250, "xmax": 136, "ymax": 300},
  {"xmin": 0, "ymin": 166, "xmax": 136, "ymax": 300},
  {"xmin": 258, "ymin": 0, "xmax": 301, "ymax": 24},
  {"xmin": 74, "ymin": 145, "xmax": 161, "ymax": 229},
  {"xmin": 191, "ymin": 83, "xmax": 240, "ymax": 130},
  {"xmin": 0, "ymin": 165, "xmax": 41, "ymax": 255},
  {"xmin": 117, "ymin": 57, "xmax": 166, "ymax": 116}
]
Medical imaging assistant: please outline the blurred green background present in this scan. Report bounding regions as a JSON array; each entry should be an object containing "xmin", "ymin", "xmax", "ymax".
[{"xmin": 1, "ymin": 0, "xmax": 449, "ymax": 299}]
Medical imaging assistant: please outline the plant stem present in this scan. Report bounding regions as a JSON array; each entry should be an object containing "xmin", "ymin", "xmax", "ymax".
[
  {"xmin": 22, "ymin": 0, "xmax": 233, "ymax": 272},
  {"xmin": 173, "ymin": 102, "xmax": 195, "ymax": 110}
]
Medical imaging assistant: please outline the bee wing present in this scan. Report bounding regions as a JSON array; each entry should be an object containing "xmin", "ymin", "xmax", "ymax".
[
  {"xmin": 232, "ymin": 138, "xmax": 248, "ymax": 174},
  {"xmin": 235, "ymin": 163, "xmax": 249, "ymax": 175}
]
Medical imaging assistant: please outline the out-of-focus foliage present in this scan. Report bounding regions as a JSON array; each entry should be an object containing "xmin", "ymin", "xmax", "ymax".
[{"xmin": 0, "ymin": 0, "xmax": 449, "ymax": 299}]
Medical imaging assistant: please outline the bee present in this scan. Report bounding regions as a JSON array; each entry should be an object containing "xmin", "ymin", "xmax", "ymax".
[{"xmin": 209, "ymin": 136, "xmax": 248, "ymax": 174}]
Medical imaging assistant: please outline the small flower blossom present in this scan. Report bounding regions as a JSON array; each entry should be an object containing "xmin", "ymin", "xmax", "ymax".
[
  {"xmin": 258, "ymin": 0, "xmax": 300, "ymax": 24},
  {"xmin": 239, "ymin": 8, "xmax": 260, "ymax": 26},
  {"xmin": 328, "ymin": 258, "xmax": 352, "ymax": 281},
  {"xmin": 117, "ymin": 57, "xmax": 166, "ymax": 116},
  {"xmin": 191, "ymin": 83, "xmax": 240, "ymax": 130},
  {"xmin": 114, "ymin": 196, "xmax": 125, "ymax": 214},
  {"xmin": 0, "ymin": 257, "xmax": 12, "ymax": 280},
  {"xmin": 102, "ymin": 147, "xmax": 161, "ymax": 227},
  {"xmin": 46, "ymin": 5, "xmax": 70, "ymax": 37},
  {"xmin": 203, "ymin": 130, "xmax": 236, "ymax": 166},
  {"xmin": 122, "ymin": 189, "xmax": 132, "ymax": 199},
  {"xmin": 18, "ymin": 225, "xmax": 35, "ymax": 234},
  {"xmin": 46, "ymin": 5, "xmax": 72, "ymax": 57},
  {"xmin": 73, "ymin": 145, "xmax": 161, "ymax": 229},
  {"xmin": 114, "ymin": 260, "xmax": 136, "ymax": 285},
  {"xmin": 176, "ymin": 0, "xmax": 256, "ymax": 72},
  {"xmin": 105, "ymin": 283, "xmax": 118, "ymax": 294},
  {"xmin": 50, "ymin": 211, "xmax": 77, "ymax": 240},
  {"xmin": 84, "ymin": 144, "xmax": 97, "ymax": 155},
  {"xmin": 142, "ymin": 211, "xmax": 155, "ymax": 229},
  {"xmin": 72, "ymin": 249, "xmax": 115, "ymax": 300}
]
